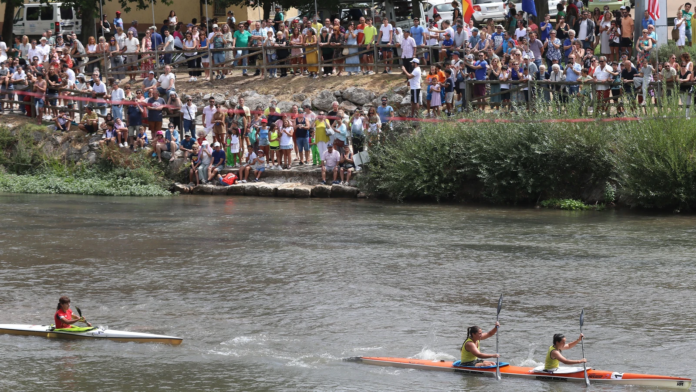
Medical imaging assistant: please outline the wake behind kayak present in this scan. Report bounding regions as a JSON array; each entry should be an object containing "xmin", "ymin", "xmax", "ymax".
[{"xmin": 346, "ymin": 357, "xmax": 691, "ymax": 389}]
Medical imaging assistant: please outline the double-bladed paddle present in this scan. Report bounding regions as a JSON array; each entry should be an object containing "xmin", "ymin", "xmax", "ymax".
[
  {"xmin": 76, "ymin": 306, "xmax": 92, "ymax": 327},
  {"xmin": 495, "ymin": 294, "xmax": 503, "ymax": 381},
  {"xmin": 580, "ymin": 309, "xmax": 589, "ymax": 387}
]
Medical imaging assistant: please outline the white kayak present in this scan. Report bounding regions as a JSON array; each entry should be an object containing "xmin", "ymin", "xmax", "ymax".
[{"xmin": 0, "ymin": 324, "xmax": 183, "ymax": 345}]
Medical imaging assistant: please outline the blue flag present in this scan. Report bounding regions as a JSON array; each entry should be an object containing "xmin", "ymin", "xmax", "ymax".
[{"xmin": 522, "ymin": 0, "xmax": 537, "ymax": 17}]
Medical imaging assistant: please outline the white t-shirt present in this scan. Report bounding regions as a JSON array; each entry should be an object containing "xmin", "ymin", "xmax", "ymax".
[
  {"xmin": 182, "ymin": 103, "xmax": 197, "ymax": 120},
  {"xmin": 27, "ymin": 47, "xmax": 42, "ymax": 62},
  {"xmin": 280, "ymin": 127, "xmax": 294, "ymax": 145},
  {"xmin": 409, "ymin": 66, "xmax": 422, "ymax": 90},
  {"xmin": 124, "ymin": 37, "xmax": 140, "ymax": 53},
  {"xmin": 379, "ymin": 24, "xmax": 393, "ymax": 43},
  {"xmin": 92, "ymin": 82, "xmax": 107, "ymax": 95},
  {"xmin": 515, "ymin": 28, "xmax": 527, "ymax": 40},
  {"xmin": 111, "ymin": 87, "xmax": 125, "ymax": 103},
  {"xmin": 0, "ymin": 42, "xmax": 7, "ymax": 62},
  {"xmin": 578, "ymin": 19, "xmax": 588, "ymax": 40},
  {"xmin": 321, "ymin": 149, "xmax": 340, "ymax": 166},
  {"xmin": 38, "ymin": 44, "xmax": 50, "ymax": 61},
  {"xmin": 593, "ymin": 65, "xmax": 613, "ymax": 91},
  {"xmin": 163, "ymin": 35, "xmax": 174, "ymax": 50},
  {"xmin": 65, "ymin": 68, "xmax": 76, "ymax": 84},
  {"xmin": 202, "ymin": 105, "xmax": 217, "ymax": 129},
  {"xmin": 158, "ymin": 73, "xmax": 175, "ymax": 89}
]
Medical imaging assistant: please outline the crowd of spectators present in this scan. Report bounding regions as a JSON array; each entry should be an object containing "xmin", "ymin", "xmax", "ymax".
[{"xmin": 0, "ymin": 2, "xmax": 692, "ymax": 185}]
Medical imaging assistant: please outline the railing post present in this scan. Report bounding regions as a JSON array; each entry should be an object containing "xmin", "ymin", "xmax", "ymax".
[
  {"xmin": 527, "ymin": 79, "xmax": 532, "ymax": 111},
  {"xmin": 465, "ymin": 79, "xmax": 471, "ymax": 112}
]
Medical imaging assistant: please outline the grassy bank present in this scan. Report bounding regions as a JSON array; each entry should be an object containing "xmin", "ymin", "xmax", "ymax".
[
  {"xmin": 0, "ymin": 125, "xmax": 172, "ymax": 197},
  {"xmin": 364, "ymin": 111, "xmax": 696, "ymax": 211}
]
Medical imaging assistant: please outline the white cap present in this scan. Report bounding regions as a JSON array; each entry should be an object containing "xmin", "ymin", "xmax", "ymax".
[
  {"xmin": 213, "ymin": 142, "xmax": 221, "ymax": 147},
  {"xmin": 411, "ymin": 58, "xmax": 420, "ymax": 64},
  {"xmin": 213, "ymin": 24, "xmax": 219, "ymax": 28}
]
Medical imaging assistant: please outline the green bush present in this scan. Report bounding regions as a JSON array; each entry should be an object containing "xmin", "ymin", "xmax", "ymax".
[
  {"xmin": 364, "ymin": 119, "xmax": 615, "ymax": 203},
  {"xmin": 657, "ymin": 42, "xmax": 696, "ymax": 64},
  {"xmin": 613, "ymin": 117, "xmax": 696, "ymax": 210},
  {"xmin": 364, "ymin": 111, "xmax": 696, "ymax": 211}
]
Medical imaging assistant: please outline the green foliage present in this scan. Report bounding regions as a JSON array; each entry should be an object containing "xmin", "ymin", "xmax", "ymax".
[
  {"xmin": 364, "ymin": 107, "xmax": 696, "ymax": 211},
  {"xmin": 613, "ymin": 117, "xmax": 696, "ymax": 210},
  {"xmin": 0, "ymin": 125, "xmax": 172, "ymax": 197},
  {"xmin": 657, "ymin": 42, "xmax": 696, "ymax": 64},
  {"xmin": 540, "ymin": 199, "xmax": 591, "ymax": 211},
  {"xmin": 0, "ymin": 166, "xmax": 172, "ymax": 197},
  {"xmin": 364, "ymin": 116, "xmax": 615, "ymax": 203}
]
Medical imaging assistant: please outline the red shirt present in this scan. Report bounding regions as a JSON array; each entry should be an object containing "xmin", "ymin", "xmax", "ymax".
[
  {"xmin": 54, "ymin": 309, "xmax": 73, "ymax": 329},
  {"xmin": 357, "ymin": 23, "xmax": 366, "ymax": 45}
]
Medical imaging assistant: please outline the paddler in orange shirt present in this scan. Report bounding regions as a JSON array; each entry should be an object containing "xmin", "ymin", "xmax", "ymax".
[
  {"xmin": 54, "ymin": 296, "xmax": 91, "ymax": 329},
  {"xmin": 460, "ymin": 322, "xmax": 501, "ymax": 366}
]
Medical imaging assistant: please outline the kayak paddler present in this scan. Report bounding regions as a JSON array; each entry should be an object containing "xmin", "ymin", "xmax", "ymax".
[
  {"xmin": 460, "ymin": 322, "xmax": 500, "ymax": 366},
  {"xmin": 544, "ymin": 333, "xmax": 587, "ymax": 371},
  {"xmin": 54, "ymin": 296, "xmax": 91, "ymax": 328}
]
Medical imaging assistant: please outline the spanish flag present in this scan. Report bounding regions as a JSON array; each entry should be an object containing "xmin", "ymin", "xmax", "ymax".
[{"xmin": 462, "ymin": 0, "xmax": 474, "ymax": 24}]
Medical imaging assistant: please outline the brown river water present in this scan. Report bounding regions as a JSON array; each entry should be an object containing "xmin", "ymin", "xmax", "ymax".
[{"xmin": 1, "ymin": 193, "xmax": 695, "ymax": 391}]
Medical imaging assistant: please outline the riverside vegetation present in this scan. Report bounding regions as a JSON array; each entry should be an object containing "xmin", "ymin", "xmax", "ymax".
[
  {"xmin": 363, "ymin": 97, "xmax": 696, "ymax": 212},
  {"xmin": 0, "ymin": 125, "xmax": 171, "ymax": 197}
]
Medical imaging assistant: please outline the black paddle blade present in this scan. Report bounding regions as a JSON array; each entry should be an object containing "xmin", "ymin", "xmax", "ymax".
[
  {"xmin": 497, "ymin": 294, "xmax": 503, "ymax": 315},
  {"xmin": 580, "ymin": 309, "xmax": 584, "ymax": 327},
  {"xmin": 76, "ymin": 307, "xmax": 83, "ymax": 318}
]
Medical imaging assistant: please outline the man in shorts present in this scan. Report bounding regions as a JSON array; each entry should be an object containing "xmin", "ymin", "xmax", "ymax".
[
  {"xmin": 78, "ymin": 105, "xmax": 99, "ymax": 134},
  {"xmin": 146, "ymin": 89, "xmax": 166, "ymax": 134},
  {"xmin": 320, "ymin": 143, "xmax": 341, "ymax": 185},
  {"xmin": 127, "ymin": 90, "xmax": 145, "ymax": 148}
]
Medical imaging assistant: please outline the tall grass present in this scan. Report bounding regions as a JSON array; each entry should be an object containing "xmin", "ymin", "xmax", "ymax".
[{"xmin": 364, "ymin": 99, "xmax": 696, "ymax": 210}]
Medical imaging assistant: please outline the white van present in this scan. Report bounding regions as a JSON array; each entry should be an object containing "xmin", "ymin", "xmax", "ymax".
[
  {"xmin": 384, "ymin": 0, "xmax": 427, "ymax": 30},
  {"xmin": 13, "ymin": 2, "xmax": 81, "ymax": 37}
]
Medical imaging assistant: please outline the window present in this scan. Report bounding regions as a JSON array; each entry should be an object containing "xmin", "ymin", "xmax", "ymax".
[
  {"xmin": 26, "ymin": 7, "xmax": 40, "ymax": 21},
  {"xmin": 14, "ymin": 7, "xmax": 23, "ymax": 23},
  {"xmin": 214, "ymin": 0, "xmax": 226, "ymax": 16},
  {"xmin": 60, "ymin": 7, "xmax": 74, "ymax": 20},
  {"xmin": 40, "ymin": 6, "xmax": 54, "ymax": 20},
  {"xmin": 435, "ymin": 4, "xmax": 455, "ymax": 12}
]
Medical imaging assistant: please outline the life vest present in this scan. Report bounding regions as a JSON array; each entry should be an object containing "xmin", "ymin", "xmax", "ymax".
[{"xmin": 220, "ymin": 173, "xmax": 237, "ymax": 185}]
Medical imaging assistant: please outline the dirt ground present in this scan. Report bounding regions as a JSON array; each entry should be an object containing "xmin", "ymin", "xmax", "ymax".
[{"xmin": 129, "ymin": 69, "xmax": 408, "ymax": 101}]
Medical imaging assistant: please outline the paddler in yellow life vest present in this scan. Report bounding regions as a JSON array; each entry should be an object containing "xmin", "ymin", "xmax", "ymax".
[
  {"xmin": 544, "ymin": 333, "xmax": 587, "ymax": 371},
  {"xmin": 460, "ymin": 322, "xmax": 500, "ymax": 366}
]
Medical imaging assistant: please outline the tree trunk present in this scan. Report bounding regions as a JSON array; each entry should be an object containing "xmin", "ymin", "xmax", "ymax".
[
  {"xmin": 263, "ymin": 2, "xmax": 271, "ymax": 21},
  {"xmin": 533, "ymin": 0, "xmax": 549, "ymax": 24},
  {"xmin": 80, "ymin": 6, "xmax": 97, "ymax": 42},
  {"xmin": 411, "ymin": 0, "xmax": 422, "ymax": 18},
  {"xmin": 2, "ymin": 0, "xmax": 16, "ymax": 45}
]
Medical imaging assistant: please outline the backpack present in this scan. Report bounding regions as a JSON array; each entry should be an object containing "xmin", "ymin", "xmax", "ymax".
[
  {"xmin": 248, "ymin": 128, "xmax": 257, "ymax": 145},
  {"xmin": 220, "ymin": 173, "xmax": 237, "ymax": 186}
]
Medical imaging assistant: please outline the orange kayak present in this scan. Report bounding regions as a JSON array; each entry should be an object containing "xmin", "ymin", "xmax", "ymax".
[{"xmin": 350, "ymin": 357, "xmax": 691, "ymax": 389}]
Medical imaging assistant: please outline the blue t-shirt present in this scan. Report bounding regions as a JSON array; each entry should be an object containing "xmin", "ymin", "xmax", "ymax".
[
  {"xmin": 127, "ymin": 105, "xmax": 143, "ymax": 126},
  {"xmin": 468, "ymin": 35, "xmax": 481, "ymax": 49},
  {"xmin": 376, "ymin": 105, "xmax": 394, "ymax": 123},
  {"xmin": 410, "ymin": 25, "xmax": 427, "ymax": 45},
  {"xmin": 502, "ymin": 39, "xmax": 514, "ymax": 54},
  {"xmin": 442, "ymin": 38, "xmax": 454, "ymax": 50},
  {"xmin": 151, "ymin": 33, "xmax": 163, "ymax": 50},
  {"xmin": 563, "ymin": 38, "xmax": 573, "ymax": 58},
  {"xmin": 113, "ymin": 17, "xmax": 123, "ymax": 29},
  {"xmin": 258, "ymin": 126, "xmax": 269, "ymax": 140},
  {"xmin": 212, "ymin": 149, "xmax": 226, "ymax": 166},
  {"xmin": 181, "ymin": 138, "xmax": 195, "ymax": 150},
  {"xmin": 539, "ymin": 22, "xmax": 551, "ymax": 42},
  {"xmin": 491, "ymin": 32, "xmax": 504, "ymax": 49},
  {"xmin": 564, "ymin": 63, "xmax": 582, "ymax": 83},
  {"xmin": 474, "ymin": 60, "xmax": 488, "ymax": 80}
]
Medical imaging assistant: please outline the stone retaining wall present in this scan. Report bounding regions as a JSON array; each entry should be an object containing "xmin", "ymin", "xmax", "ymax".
[{"xmin": 172, "ymin": 182, "xmax": 365, "ymax": 198}]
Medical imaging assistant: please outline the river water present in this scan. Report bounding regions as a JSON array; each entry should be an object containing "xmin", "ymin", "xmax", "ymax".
[{"xmin": 1, "ymin": 194, "xmax": 695, "ymax": 391}]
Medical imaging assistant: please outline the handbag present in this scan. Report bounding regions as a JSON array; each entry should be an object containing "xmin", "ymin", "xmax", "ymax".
[
  {"xmin": 185, "ymin": 105, "xmax": 196, "ymax": 127},
  {"xmin": 672, "ymin": 26, "xmax": 680, "ymax": 42},
  {"xmin": 342, "ymin": 48, "xmax": 350, "ymax": 56}
]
